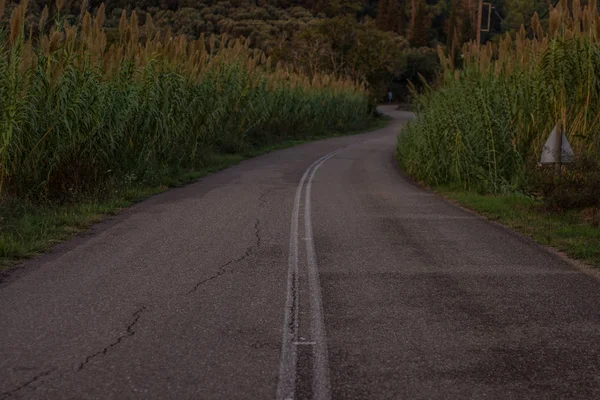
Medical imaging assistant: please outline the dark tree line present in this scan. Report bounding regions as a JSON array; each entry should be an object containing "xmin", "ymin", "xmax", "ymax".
[{"xmin": 4, "ymin": 0, "xmax": 566, "ymax": 100}]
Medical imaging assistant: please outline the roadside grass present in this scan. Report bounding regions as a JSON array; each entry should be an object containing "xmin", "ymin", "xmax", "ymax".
[
  {"xmin": 437, "ymin": 186, "xmax": 600, "ymax": 267},
  {"xmin": 0, "ymin": 117, "xmax": 389, "ymax": 272}
]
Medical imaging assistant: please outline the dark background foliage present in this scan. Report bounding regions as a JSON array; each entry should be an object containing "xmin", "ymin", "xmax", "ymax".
[{"xmin": 6, "ymin": 0, "xmax": 565, "ymax": 101}]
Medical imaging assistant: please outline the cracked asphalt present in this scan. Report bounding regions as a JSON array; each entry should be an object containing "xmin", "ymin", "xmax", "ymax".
[{"xmin": 2, "ymin": 106, "xmax": 600, "ymax": 399}]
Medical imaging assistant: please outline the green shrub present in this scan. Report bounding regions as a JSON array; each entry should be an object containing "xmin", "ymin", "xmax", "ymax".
[
  {"xmin": 531, "ymin": 156, "xmax": 600, "ymax": 211},
  {"xmin": 397, "ymin": 4, "xmax": 600, "ymax": 201}
]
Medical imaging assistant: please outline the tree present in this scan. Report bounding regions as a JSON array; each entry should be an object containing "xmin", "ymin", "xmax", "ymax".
[
  {"xmin": 410, "ymin": 0, "xmax": 429, "ymax": 46},
  {"xmin": 447, "ymin": 0, "xmax": 458, "ymax": 55},
  {"xmin": 376, "ymin": 0, "xmax": 389, "ymax": 29},
  {"xmin": 447, "ymin": 0, "xmax": 474, "ymax": 59},
  {"xmin": 502, "ymin": 0, "xmax": 552, "ymax": 32},
  {"xmin": 318, "ymin": 0, "xmax": 364, "ymax": 16},
  {"xmin": 283, "ymin": 16, "xmax": 408, "ymax": 92},
  {"xmin": 376, "ymin": 0, "xmax": 400, "ymax": 31}
]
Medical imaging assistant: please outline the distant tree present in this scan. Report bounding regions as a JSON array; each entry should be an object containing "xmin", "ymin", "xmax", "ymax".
[
  {"xmin": 317, "ymin": 0, "xmax": 364, "ymax": 16},
  {"xmin": 503, "ymin": 0, "xmax": 535, "ymax": 30},
  {"xmin": 410, "ymin": 0, "xmax": 429, "ymax": 46},
  {"xmin": 410, "ymin": 0, "xmax": 416, "ymax": 37},
  {"xmin": 446, "ymin": 0, "xmax": 474, "ymax": 59},
  {"xmin": 376, "ymin": 0, "xmax": 389, "ymax": 29},
  {"xmin": 447, "ymin": 0, "xmax": 458, "ymax": 54},
  {"xmin": 397, "ymin": 0, "xmax": 407, "ymax": 35},
  {"xmin": 283, "ymin": 16, "xmax": 408, "ymax": 94},
  {"xmin": 502, "ymin": 0, "xmax": 552, "ymax": 32},
  {"xmin": 376, "ymin": 0, "xmax": 399, "ymax": 31}
]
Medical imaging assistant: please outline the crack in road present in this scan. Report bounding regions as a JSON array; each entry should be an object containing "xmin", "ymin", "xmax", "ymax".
[
  {"xmin": 258, "ymin": 187, "xmax": 274, "ymax": 204},
  {"xmin": 77, "ymin": 306, "xmax": 147, "ymax": 371},
  {"xmin": 187, "ymin": 218, "xmax": 261, "ymax": 295},
  {"xmin": 1, "ymin": 306, "xmax": 146, "ymax": 399},
  {"xmin": 254, "ymin": 218, "xmax": 261, "ymax": 248},
  {"xmin": 0, "ymin": 369, "xmax": 57, "ymax": 399},
  {"xmin": 3, "ymin": 189, "xmax": 271, "ymax": 396}
]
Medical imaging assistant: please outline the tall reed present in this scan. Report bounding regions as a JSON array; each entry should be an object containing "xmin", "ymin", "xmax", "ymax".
[
  {"xmin": 0, "ymin": 1, "xmax": 371, "ymax": 200},
  {"xmin": 398, "ymin": 0, "xmax": 600, "ymax": 193}
]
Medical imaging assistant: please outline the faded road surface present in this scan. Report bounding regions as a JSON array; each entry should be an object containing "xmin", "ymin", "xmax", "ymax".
[{"xmin": 2, "ymin": 106, "xmax": 600, "ymax": 399}]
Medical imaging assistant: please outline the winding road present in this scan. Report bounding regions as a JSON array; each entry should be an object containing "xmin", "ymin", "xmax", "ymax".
[{"xmin": 2, "ymin": 106, "xmax": 600, "ymax": 399}]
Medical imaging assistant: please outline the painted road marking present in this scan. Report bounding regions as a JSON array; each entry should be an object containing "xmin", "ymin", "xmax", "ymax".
[
  {"xmin": 303, "ymin": 152, "xmax": 341, "ymax": 400},
  {"xmin": 276, "ymin": 148, "xmax": 345, "ymax": 400}
]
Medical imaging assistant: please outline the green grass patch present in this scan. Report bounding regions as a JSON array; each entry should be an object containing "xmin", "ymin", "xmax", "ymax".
[
  {"xmin": 0, "ymin": 117, "xmax": 389, "ymax": 272},
  {"xmin": 437, "ymin": 186, "xmax": 600, "ymax": 267}
]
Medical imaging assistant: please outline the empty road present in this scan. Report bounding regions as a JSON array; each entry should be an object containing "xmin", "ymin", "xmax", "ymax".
[{"xmin": 2, "ymin": 106, "xmax": 600, "ymax": 399}]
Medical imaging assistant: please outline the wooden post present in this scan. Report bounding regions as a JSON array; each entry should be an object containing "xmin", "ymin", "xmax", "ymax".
[{"xmin": 476, "ymin": 0, "xmax": 483, "ymax": 44}]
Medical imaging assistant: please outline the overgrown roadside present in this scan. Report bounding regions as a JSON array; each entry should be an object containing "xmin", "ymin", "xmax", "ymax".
[
  {"xmin": 435, "ymin": 187, "xmax": 600, "ymax": 267},
  {"xmin": 396, "ymin": 2, "xmax": 600, "ymax": 268},
  {"xmin": 0, "ymin": 117, "xmax": 389, "ymax": 272},
  {"xmin": 0, "ymin": 1, "xmax": 387, "ymax": 273}
]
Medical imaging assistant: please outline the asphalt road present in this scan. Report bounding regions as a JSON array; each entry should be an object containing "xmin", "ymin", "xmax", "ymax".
[{"xmin": 2, "ymin": 106, "xmax": 600, "ymax": 399}]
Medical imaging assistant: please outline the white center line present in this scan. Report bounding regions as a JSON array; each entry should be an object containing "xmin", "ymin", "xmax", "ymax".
[
  {"xmin": 303, "ymin": 151, "xmax": 344, "ymax": 400},
  {"xmin": 276, "ymin": 148, "xmax": 345, "ymax": 400}
]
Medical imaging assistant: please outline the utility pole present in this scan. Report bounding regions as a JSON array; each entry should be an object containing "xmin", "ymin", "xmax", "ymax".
[{"xmin": 476, "ymin": 0, "xmax": 483, "ymax": 44}]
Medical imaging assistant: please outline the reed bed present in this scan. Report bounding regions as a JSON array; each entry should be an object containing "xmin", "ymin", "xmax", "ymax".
[
  {"xmin": 0, "ymin": 1, "xmax": 371, "ymax": 200},
  {"xmin": 398, "ymin": 0, "xmax": 600, "ymax": 194}
]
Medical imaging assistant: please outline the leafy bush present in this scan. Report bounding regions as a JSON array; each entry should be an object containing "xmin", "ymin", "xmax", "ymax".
[
  {"xmin": 392, "ymin": 47, "xmax": 439, "ymax": 102},
  {"xmin": 532, "ymin": 157, "xmax": 600, "ymax": 211}
]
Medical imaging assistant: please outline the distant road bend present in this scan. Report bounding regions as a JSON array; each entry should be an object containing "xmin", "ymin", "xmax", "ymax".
[{"xmin": 3, "ymin": 106, "xmax": 600, "ymax": 399}]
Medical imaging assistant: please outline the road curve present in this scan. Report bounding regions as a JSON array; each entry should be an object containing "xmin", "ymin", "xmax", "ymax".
[{"xmin": 2, "ymin": 106, "xmax": 600, "ymax": 399}]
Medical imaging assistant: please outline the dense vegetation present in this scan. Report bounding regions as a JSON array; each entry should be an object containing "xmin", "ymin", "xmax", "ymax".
[
  {"xmin": 2, "ymin": 0, "xmax": 596, "ymax": 264},
  {"xmin": 0, "ymin": 0, "xmax": 371, "ymax": 201},
  {"xmin": 398, "ymin": 0, "xmax": 600, "ymax": 212},
  {"xmin": 3, "ymin": 1, "xmax": 566, "ymax": 101},
  {"xmin": 7, "ymin": 1, "xmax": 559, "ymax": 45}
]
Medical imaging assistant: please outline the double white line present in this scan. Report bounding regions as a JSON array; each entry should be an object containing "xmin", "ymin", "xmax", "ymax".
[{"xmin": 276, "ymin": 148, "xmax": 346, "ymax": 400}]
